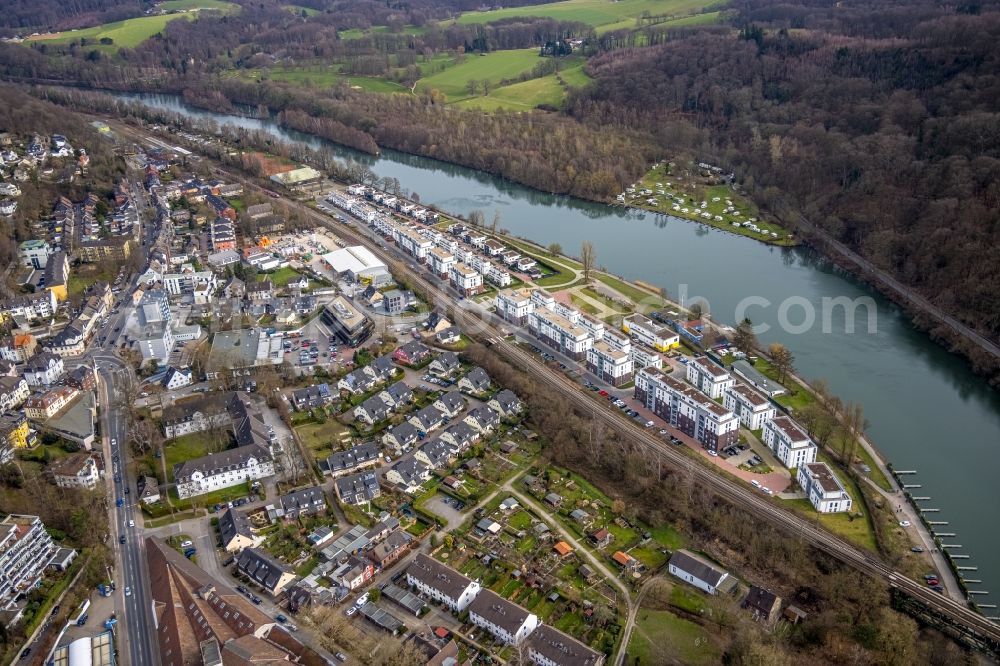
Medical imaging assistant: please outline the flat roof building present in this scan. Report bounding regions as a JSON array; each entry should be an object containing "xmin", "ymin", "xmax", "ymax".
[{"xmin": 322, "ymin": 296, "xmax": 374, "ymax": 347}]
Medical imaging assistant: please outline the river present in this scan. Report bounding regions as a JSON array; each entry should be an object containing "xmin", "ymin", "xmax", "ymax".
[{"xmin": 118, "ymin": 92, "xmax": 1000, "ymax": 594}]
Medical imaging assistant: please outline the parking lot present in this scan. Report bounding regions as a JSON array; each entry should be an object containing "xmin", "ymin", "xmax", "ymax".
[{"xmin": 423, "ymin": 494, "xmax": 466, "ymax": 529}]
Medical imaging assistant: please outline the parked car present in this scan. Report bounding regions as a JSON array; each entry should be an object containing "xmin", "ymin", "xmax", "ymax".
[
  {"xmin": 335, "ymin": 652, "xmax": 348, "ymax": 662},
  {"xmin": 899, "ymin": 520, "xmax": 911, "ymax": 527}
]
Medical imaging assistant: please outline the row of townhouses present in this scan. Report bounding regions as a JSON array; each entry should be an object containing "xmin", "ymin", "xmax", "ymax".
[{"xmin": 406, "ymin": 554, "xmax": 604, "ymax": 666}]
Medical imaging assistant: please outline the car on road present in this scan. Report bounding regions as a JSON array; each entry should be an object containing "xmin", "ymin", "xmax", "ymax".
[
  {"xmin": 116, "ymin": 498, "xmax": 123, "ymax": 507},
  {"xmin": 751, "ymin": 480, "xmax": 761, "ymax": 488},
  {"xmin": 19, "ymin": 648, "xmax": 30, "ymax": 660},
  {"xmin": 275, "ymin": 614, "xmax": 287, "ymax": 623},
  {"xmin": 124, "ymin": 587, "xmax": 131, "ymax": 597},
  {"xmin": 119, "ymin": 535, "xmax": 126, "ymax": 544},
  {"xmin": 899, "ymin": 520, "xmax": 911, "ymax": 527},
  {"xmin": 644, "ymin": 420, "xmax": 655, "ymax": 427},
  {"xmin": 128, "ymin": 520, "xmax": 134, "ymax": 527},
  {"xmin": 124, "ymin": 487, "xmax": 129, "ymax": 495}
]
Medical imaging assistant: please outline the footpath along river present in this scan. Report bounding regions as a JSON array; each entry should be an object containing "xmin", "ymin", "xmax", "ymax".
[{"xmin": 118, "ymin": 92, "xmax": 1000, "ymax": 596}]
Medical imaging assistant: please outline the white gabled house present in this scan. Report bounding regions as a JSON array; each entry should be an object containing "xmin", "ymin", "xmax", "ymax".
[
  {"xmin": 668, "ymin": 549, "xmax": 730, "ymax": 595},
  {"xmin": 406, "ymin": 553, "xmax": 481, "ymax": 611},
  {"xmin": 469, "ymin": 589, "xmax": 539, "ymax": 645}
]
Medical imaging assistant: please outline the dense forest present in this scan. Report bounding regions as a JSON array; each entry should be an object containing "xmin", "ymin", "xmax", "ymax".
[
  {"xmin": 0, "ymin": 0, "xmax": 146, "ymax": 32},
  {"xmin": 569, "ymin": 0, "xmax": 1000, "ymax": 370}
]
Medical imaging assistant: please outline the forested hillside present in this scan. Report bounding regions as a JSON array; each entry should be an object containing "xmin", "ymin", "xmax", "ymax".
[
  {"xmin": 0, "ymin": 0, "xmax": 145, "ymax": 32},
  {"xmin": 570, "ymin": 0, "xmax": 1000, "ymax": 355}
]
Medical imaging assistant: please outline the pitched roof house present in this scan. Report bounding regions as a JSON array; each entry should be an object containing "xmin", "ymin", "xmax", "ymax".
[{"xmin": 235, "ymin": 548, "xmax": 296, "ymax": 596}]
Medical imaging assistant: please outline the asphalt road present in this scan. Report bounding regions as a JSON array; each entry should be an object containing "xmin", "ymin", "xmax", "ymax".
[{"xmin": 90, "ymin": 177, "xmax": 162, "ymax": 666}]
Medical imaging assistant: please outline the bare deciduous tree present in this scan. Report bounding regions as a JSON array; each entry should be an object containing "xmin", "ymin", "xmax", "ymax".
[{"xmin": 581, "ymin": 240, "xmax": 596, "ymax": 283}]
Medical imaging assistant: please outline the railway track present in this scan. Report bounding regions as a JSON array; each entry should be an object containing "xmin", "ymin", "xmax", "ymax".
[{"xmin": 112, "ymin": 123, "xmax": 1000, "ymax": 652}]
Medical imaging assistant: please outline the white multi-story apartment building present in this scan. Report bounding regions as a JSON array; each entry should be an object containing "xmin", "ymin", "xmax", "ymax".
[
  {"xmin": 485, "ymin": 262, "xmax": 511, "ymax": 287},
  {"xmin": 763, "ymin": 415, "xmax": 818, "ymax": 468},
  {"xmin": 23, "ymin": 352, "xmax": 64, "ymax": 387},
  {"xmin": 629, "ymin": 345, "xmax": 662, "ymax": 371},
  {"xmin": 19, "ymin": 240, "xmax": 52, "ymax": 270},
  {"xmin": 469, "ymin": 589, "xmax": 540, "ymax": 645},
  {"xmin": 599, "ymin": 328, "xmax": 631, "ymax": 354},
  {"xmin": 685, "ymin": 357, "xmax": 735, "ymax": 399},
  {"xmin": 635, "ymin": 367, "xmax": 739, "ymax": 452},
  {"xmin": 23, "ymin": 386, "xmax": 79, "ymax": 420},
  {"xmin": 553, "ymin": 301, "xmax": 580, "ymax": 324},
  {"xmin": 429, "ymin": 247, "xmax": 455, "ymax": 278},
  {"xmin": 0, "ymin": 514, "xmax": 64, "ymax": 622},
  {"xmin": 161, "ymin": 270, "xmax": 216, "ymax": 296},
  {"xmin": 450, "ymin": 263, "xmax": 483, "ymax": 296},
  {"xmin": 173, "ymin": 445, "xmax": 275, "ymax": 499},
  {"xmin": 621, "ymin": 313, "xmax": 679, "ymax": 352},
  {"xmin": 495, "ymin": 288, "xmax": 535, "ymax": 326},
  {"xmin": 528, "ymin": 309, "xmax": 593, "ymax": 361},
  {"xmin": 396, "ymin": 226, "xmax": 433, "ymax": 262},
  {"xmin": 578, "ymin": 313, "xmax": 605, "ymax": 341},
  {"xmin": 527, "ymin": 626, "xmax": 606, "ymax": 666},
  {"xmin": 406, "ymin": 553, "xmax": 481, "ymax": 611},
  {"xmin": 797, "ymin": 462, "xmax": 853, "ymax": 513},
  {"xmin": 586, "ymin": 342, "xmax": 634, "ymax": 387},
  {"xmin": 0, "ymin": 377, "xmax": 29, "ymax": 412},
  {"xmin": 723, "ymin": 382, "xmax": 775, "ymax": 431},
  {"xmin": 530, "ymin": 289, "xmax": 556, "ymax": 312}
]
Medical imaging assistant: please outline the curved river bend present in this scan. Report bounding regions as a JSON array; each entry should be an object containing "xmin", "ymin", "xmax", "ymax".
[{"xmin": 121, "ymin": 93, "xmax": 1000, "ymax": 593}]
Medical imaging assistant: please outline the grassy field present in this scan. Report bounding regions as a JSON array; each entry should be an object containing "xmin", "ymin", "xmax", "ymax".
[
  {"xmin": 415, "ymin": 49, "xmax": 547, "ymax": 101},
  {"xmin": 559, "ymin": 64, "xmax": 592, "ymax": 88},
  {"xmin": 453, "ymin": 0, "xmax": 719, "ymax": 28},
  {"xmin": 163, "ymin": 431, "xmax": 227, "ymax": 481},
  {"xmin": 595, "ymin": 8, "xmax": 723, "ymax": 34},
  {"xmin": 261, "ymin": 266, "xmax": 302, "ymax": 287},
  {"xmin": 26, "ymin": 1, "xmax": 235, "ymax": 50},
  {"xmin": 160, "ymin": 0, "xmax": 235, "ymax": 10},
  {"xmin": 627, "ymin": 608, "xmax": 720, "ymax": 665},
  {"xmin": 238, "ymin": 66, "xmax": 410, "ymax": 94},
  {"xmin": 295, "ymin": 419, "xmax": 352, "ymax": 458},
  {"xmin": 456, "ymin": 73, "xmax": 567, "ymax": 111},
  {"xmin": 283, "ymin": 4, "xmax": 321, "ymax": 16}
]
